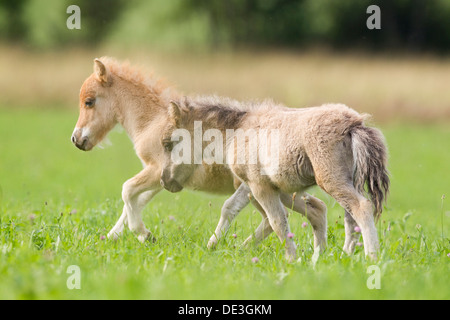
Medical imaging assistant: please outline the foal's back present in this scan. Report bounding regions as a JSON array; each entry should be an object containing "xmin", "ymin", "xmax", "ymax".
[{"xmin": 233, "ymin": 103, "xmax": 366, "ymax": 193}]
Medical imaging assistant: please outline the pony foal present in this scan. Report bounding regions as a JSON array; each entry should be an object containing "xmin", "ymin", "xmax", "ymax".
[{"xmin": 160, "ymin": 96, "xmax": 390, "ymax": 261}]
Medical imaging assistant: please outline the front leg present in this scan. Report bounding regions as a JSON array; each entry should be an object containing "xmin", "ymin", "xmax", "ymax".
[
  {"xmin": 108, "ymin": 165, "xmax": 162, "ymax": 243},
  {"xmin": 244, "ymin": 192, "xmax": 327, "ymax": 252},
  {"xmin": 107, "ymin": 189, "xmax": 159, "ymax": 241},
  {"xmin": 242, "ymin": 196, "xmax": 273, "ymax": 247},
  {"xmin": 248, "ymin": 183, "xmax": 297, "ymax": 262},
  {"xmin": 207, "ymin": 183, "xmax": 250, "ymax": 249}
]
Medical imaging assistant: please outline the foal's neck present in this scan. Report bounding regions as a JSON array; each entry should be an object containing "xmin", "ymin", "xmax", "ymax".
[{"xmin": 114, "ymin": 76, "xmax": 177, "ymax": 144}]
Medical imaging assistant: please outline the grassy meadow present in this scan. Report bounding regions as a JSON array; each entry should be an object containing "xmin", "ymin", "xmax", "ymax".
[{"xmin": 0, "ymin": 48, "xmax": 449, "ymax": 300}]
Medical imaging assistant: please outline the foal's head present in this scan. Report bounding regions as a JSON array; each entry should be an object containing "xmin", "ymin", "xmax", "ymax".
[
  {"xmin": 160, "ymin": 100, "xmax": 196, "ymax": 193},
  {"xmin": 71, "ymin": 58, "xmax": 117, "ymax": 151},
  {"xmin": 159, "ymin": 97, "xmax": 247, "ymax": 193}
]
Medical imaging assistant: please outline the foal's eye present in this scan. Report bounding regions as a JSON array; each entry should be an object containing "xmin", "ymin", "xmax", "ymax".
[
  {"xmin": 163, "ymin": 141, "xmax": 173, "ymax": 152},
  {"xmin": 85, "ymin": 99, "xmax": 95, "ymax": 108}
]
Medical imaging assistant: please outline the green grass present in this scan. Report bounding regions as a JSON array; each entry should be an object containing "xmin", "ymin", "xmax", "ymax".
[{"xmin": 0, "ymin": 108, "xmax": 448, "ymax": 299}]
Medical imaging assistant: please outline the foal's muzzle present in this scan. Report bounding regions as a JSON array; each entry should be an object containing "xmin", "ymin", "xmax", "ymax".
[
  {"xmin": 72, "ymin": 135, "xmax": 89, "ymax": 150},
  {"xmin": 71, "ymin": 128, "xmax": 92, "ymax": 151},
  {"xmin": 160, "ymin": 177, "xmax": 184, "ymax": 193}
]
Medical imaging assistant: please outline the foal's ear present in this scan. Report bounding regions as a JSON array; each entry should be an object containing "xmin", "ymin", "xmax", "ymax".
[
  {"xmin": 168, "ymin": 101, "xmax": 183, "ymax": 125},
  {"xmin": 93, "ymin": 58, "xmax": 109, "ymax": 85}
]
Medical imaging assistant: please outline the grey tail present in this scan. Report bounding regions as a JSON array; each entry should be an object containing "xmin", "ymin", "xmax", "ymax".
[{"xmin": 350, "ymin": 125, "xmax": 390, "ymax": 220}]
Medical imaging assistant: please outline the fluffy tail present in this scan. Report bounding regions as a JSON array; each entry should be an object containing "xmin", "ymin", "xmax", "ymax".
[{"xmin": 350, "ymin": 125, "xmax": 390, "ymax": 220}]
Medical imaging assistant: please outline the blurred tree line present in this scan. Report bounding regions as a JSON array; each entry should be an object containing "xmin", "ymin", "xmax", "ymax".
[{"xmin": 1, "ymin": 0, "xmax": 449, "ymax": 52}]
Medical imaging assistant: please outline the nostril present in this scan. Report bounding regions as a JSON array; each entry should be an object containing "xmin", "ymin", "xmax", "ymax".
[
  {"xmin": 71, "ymin": 135, "xmax": 76, "ymax": 143},
  {"xmin": 79, "ymin": 136, "xmax": 88, "ymax": 147}
]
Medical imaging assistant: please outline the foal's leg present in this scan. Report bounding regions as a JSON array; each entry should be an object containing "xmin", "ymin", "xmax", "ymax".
[
  {"xmin": 343, "ymin": 210, "xmax": 360, "ymax": 255},
  {"xmin": 107, "ymin": 189, "xmax": 160, "ymax": 240},
  {"xmin": 344, "ymin": 193, "xmax": 378, "ymax": 259},
  {"xmin": 310, "ymin": 141, "xmax": 379, "ymax": 260},
  {"xmin": 209, "ymin": 183, "xmax": 275, "ymax": 249},
  {"xmin": 243, "ymin": 192, "xmax": 327, "ymax": 252},
  {"xmin": 320, "ymin": 182, "xmax": 378, "ymax": 260},
  {"xmin": 280, "ymin": 192, "xmax": 327, "ymax": 252},
  {"xmin": 207, "ymin": 183, "xmax": 250, "ymax": 249},
  {"xmin": 242, "ymin": 197, "xmax": 273, "ymax": 247},
  {"xmin": 108, "ymin": 210, "xmax": 127, "ymax": 240},
  {"xmin": 112, "ymin": 165, "xmax": 162, "ymax": 243},
  {"xmin": 248, "ymin": 183, "xmax": 297, "ymax": 262}
]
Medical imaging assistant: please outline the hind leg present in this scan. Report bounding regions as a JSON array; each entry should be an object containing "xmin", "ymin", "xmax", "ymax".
[
  {"xmin": 315, "ymin": 171, "xmax": 378, "ymax": 258},
  {"xmin": 280, "ymin": 192, "xmax": 327, "ymax": 252},
  {"xmin": 350, "ymin": 197, "xmax": 378, "ymax": 260},
  {"xmin": 343, "ymin": 210, "xmax": 360, "ymax": 254},
  {"xmin": 321, "ymin": 183, "xmax": 379, "ymax": 260},
  {"xmin": 310, "ymin": 139, "xmax": 379, "ymax": 259}
]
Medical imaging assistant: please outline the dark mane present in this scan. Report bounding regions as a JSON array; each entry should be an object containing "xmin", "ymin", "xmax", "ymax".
[
  {"xmin": 186, "ymin": 97, "xmax": 248, "ymax": 129},
  {"xmin": 196, "ymin": 103, "xmax": 247, "ymax": 129}
]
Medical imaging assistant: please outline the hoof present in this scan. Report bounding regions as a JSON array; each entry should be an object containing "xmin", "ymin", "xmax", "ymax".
[
  {"xmin": 207, "ymin": 236, "xmax": 218, "ymax": 250},
  {"xmin": 107, "ymin": 231, "xmax": 120, "ymax": 241},
  {"xmin": 241, "ymin": 236, "xmax": 254, "ymax": 248},
  {"xmin": 137, "ymin": 230, "xmax": 156, "ymax": 243},
  {"xmin": 301, "ymin": 194, "xmax": 311, "ymax": 205}
]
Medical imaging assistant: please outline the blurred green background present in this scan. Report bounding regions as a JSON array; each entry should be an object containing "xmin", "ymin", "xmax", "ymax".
[
  {"xmin": 2, "ymin": 0, "xmax": 450, "ymax": 52},
  {"xmin": 1, "ymin": 0, "xmax": 450, "ymax": 122}
]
